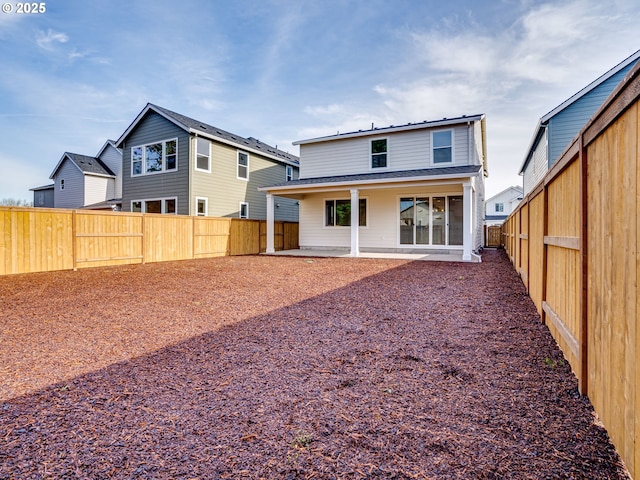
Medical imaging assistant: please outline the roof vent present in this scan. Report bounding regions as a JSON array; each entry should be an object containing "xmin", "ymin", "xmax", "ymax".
[{"xmin": 199, "ymin": 124, "xmax": 207, "ymax": 129}]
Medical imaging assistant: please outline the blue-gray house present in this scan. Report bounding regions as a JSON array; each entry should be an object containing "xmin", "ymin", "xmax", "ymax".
[{"xmin": 519, "ymin": 49, "xmax": 640, "ymax": 193}]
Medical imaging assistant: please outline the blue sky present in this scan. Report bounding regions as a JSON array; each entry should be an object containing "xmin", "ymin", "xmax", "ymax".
[{"xmin": 0, "ymin": 0, "xmax": 638, "ymax": 201}]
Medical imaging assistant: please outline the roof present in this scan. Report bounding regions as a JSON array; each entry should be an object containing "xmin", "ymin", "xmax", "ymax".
[
  {"xmin": 29, "ymin": 184, "xmax": 54, "ymax": 191},
  {"xmin": 49, "ymin": 152, "xmax": 116, "ymax": 179},
  {"xmin": 116, "ymin": 103, "xmax": 299, "ymax": 166},
  {"xmin": 260, "ymin": 165, "xmax": 482, "ymax": 192},
  {"xmin": 485, "ymin": 185, "xmax": 523, "ymax": 203},
  {"xmin": 293, "ymin": 114, "xmax": 485, "ymax": 146},
  {"xmin": 485, "ymin": 215, "xmax": 508, "ymax": 221},
  {"xmin": 96, "ymin": 139, "xmax": 122, "ymax": 158},
  {"xmin": 82, "ymin": 198, "xmax": 122, "ymax": 210},
  {"xmin": 519, "ymin": 49, "xmax": 640, "ymax": 174}
]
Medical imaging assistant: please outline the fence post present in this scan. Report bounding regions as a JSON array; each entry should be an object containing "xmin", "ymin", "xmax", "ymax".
[
  {"xmin": 72, "ymin": 210, "xmax": 78, "ymax": 271},
  {"xmin": 579, "ymin": 136, "xmax": 589, "ymax": 395}
]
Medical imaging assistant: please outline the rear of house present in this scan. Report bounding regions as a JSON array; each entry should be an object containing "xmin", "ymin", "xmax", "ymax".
[{"xmin": 260, "ymin": 115, "xmax": 487, "ymax": 261}]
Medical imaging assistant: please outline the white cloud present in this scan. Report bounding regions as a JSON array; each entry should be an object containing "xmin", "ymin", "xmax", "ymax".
[{"xmin": 36, "ymin": 29, "xmax": 69, "ymax": 50}]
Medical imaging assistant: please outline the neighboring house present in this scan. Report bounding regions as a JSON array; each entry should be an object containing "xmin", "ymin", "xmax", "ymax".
[
  {"xmin": 37, "ymin": 140, "xmax": 123, "ymax": 210},
  {"xmin": 115, "ymin": 103, "xmax": 299, "ymax": 219},
  {"xmin": 485, "ymin": 185, "xmax": 523, "ymax": 226},
  {"xmin": 259, "ymin": 114, "xmax": 487, "ymax": 261},
  {"xmin": 30, "ymin": 184, "xmax": 54, "ymax": 208},
  {"xmin": 520, "ymin": 49, "xmax": 640, "ymax": 194}
]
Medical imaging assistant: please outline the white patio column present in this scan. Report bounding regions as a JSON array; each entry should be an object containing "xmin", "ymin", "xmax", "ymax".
[
  {"xmin": 266, "ymin": 193, "xmax": 275, "ymax": 254},
  {"xmin": 350, "ymin": 188, "xmax": 360, "ymax": 257},
  {"xmin": 462, "ymin": 182, "xmax": 473, "ymax": 261}
]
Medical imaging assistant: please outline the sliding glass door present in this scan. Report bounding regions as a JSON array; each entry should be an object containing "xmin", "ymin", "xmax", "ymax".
[{"xmin": 399, "ymin": 195, "xmax": 463, "ymax": 247}]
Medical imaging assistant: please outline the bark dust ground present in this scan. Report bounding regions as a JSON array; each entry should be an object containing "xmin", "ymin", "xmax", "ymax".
[{"xmin": 0, "ymin": 250, "xmax": 629, "ymax": 479}]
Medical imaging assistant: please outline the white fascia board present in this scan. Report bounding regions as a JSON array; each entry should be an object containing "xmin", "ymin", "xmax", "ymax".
[
  {"xmin": 293, "ymin": 115, "xmax": 484, "ymax": 146},
  {"xmin": 190, "ymin": 129, "xmax": 299, "ymax": 167},
  {"xmin": 115, "ymin": 104, "xmax": 189, "ymax": 148},
  {"xmin": 259, "ymin": 172, "xmax": 477, "ymax": 194}
]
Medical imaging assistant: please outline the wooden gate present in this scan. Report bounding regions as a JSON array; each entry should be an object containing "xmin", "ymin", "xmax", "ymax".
[{"xmin": 485, "ymin": 225, "xmax": 502, "ymax": 247}]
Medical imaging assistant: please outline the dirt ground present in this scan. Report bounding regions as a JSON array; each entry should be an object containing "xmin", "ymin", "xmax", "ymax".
[{"xmin": 0, "ymin": 250, "xmax": 629, "ymax": 479}]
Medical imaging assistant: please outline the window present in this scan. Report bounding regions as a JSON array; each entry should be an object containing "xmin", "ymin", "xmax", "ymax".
[
  {"xmin": 131, "ymin": 139, "xmax": 178, "ymax": 176},
  {"xmin": 325, "ymin": 199, "xmax": 367, "ymax": 227},
  {"xmin": 239, "ymin": 202, "xmax": 249, "ymax": 219},
  {"xmin": 286, "ymin": 165, "xmax": 293, "ymax": 181},
  {"xmin": 60, "ymin": 179, "xmax": 65, "ymax": 190},
  {"xmin": 432, "ymin": 130, "xmax": 453, "ymax": 164},
  {"xmin": 196, "ymin": 138, "xmax": 210, "ymax": 172},
  {"xmin": 130, "ymin": 198, "xmax": 178, "ymax": 214},
  {"xmin": 495, "ymin": 203, "xmax": 504, "ymax": 213},
  {"xmin": 237, "ymin": 151, "xmax": 249, "ymax": 180},
  {"xmin": 371, "ymin": 138, "xmax": 388, "ymax": 169},
  {"xmin": 196, "ymin": 197, "xmax": 208, "ymax": 216}
]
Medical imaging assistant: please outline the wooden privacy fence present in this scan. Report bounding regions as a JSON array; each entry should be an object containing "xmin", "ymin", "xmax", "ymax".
[
  {"xmin": 503, "ymin": 62, "xmax": 640, "ymax": 478},
  {"xmin": 0, "ymin": 208, "xmax": 298, "ymax": 275}
]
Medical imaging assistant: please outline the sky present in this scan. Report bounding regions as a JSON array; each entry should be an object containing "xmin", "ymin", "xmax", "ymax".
[{"xmin": 0, "ymin": 0, "xmax": 638, "ymax": 202}]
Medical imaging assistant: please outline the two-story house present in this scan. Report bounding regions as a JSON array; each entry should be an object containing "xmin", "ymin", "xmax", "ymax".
[
  {"xmin": 259, "ymin": 114, "xmax": 487, "ymax": 261},
  {"xmin": 519, "ymin": 49, "xmax": 640, "ymax": 194},
  {"xmin": 485, "ymin": 186, "xmax": 523, "ymax": 227},
  {"xmin": 115, "ymin": 103, "xmax": 299, "ymax": 220},
  {"xmin": 38, "ymin": 140, "xmax": 123, "ymax": 210}
]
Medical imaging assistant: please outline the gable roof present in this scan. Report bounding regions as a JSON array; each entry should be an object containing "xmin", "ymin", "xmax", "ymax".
[
  {"xmin": 485, "ymin": 185, "xmax": 523, "ymax": 204},
  {"xmin": 115, "ymin": 103, "xmax": 299, "ymax": 166},
  {"xmin": 49, "ymin": 152, "xmax": 116, "ymax": 179},
  {"xmin": 519, "ymin": 49, "xmax": 640, "ymax": 174},
  {"xmin": 293, "ymin": 114, "xmax": 485, "ymax": 146},
  {"xmin": 96, "ymin": 139, "xmax": 122, "ymax": 158}
]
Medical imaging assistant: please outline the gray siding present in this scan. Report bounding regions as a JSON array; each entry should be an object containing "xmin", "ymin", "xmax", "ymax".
[
  {"xmin": 192, "ymin": 139, "xmax": 299, "ymax": 221},
  {"xmin": 121, "ymin": 112, "xmax": 190, "ymax": 214},
  {"xmin": 53, "ymin": 159, "xmax": 84, "ymax": 209},
  {"xmin": 99, "ymin": 144, "xmax": 123, "ymax": 199},
  {"xmin": 32, "ymin": 188, "xmax": 54, "ymax": 208},
  {"xmin": 548, "ymin": 63, "xmax": 636, "ymax": 167}
]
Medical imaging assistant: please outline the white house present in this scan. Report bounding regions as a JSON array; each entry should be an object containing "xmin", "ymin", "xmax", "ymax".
[
  {"xmin": 485, "ymin": 186, "xmax": 523, "ymax": 226},
  {"xmin": 259, "ymin": 114, "xmax": 487, "ymax": 261}
]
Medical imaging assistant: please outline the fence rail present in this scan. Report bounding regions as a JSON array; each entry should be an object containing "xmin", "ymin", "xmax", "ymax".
[
  {"xmin": 0, "ymin": 208, "xmax": 298, "ymax": 276},
  {"xmin": 502, "ymin": 61, "xmax": 640, "ymax": 478}
]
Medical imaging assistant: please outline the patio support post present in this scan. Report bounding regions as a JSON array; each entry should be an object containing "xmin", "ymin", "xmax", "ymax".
[
  {"xmin": 350, "ymin": 188, "xmax": 360, "ymax": 257},
  {"xmin": 462, "ymin": 182, "xmax": 473, "ymax": 261},
  {"xmin": 266, "ymin": 193, "xmax": 275, "ymax": 254}
]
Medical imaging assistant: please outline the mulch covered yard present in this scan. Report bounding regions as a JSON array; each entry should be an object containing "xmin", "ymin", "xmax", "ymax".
[{"xmin": 0, "ymin": 250, "xmax": 628, "ymax": 479}]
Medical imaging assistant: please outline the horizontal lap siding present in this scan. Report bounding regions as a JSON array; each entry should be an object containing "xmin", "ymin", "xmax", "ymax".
[
  {"xmin": 587, "ymin": 103, "xmax": 638, "ymax": 475},
  {"xmin": 54, "ymin": 160, "xmax": 84, "ymax": 209},
  {"xmin": 121, "ymin": 112, "xmax": 190, "ymax": 214},
  {"xmin": 300, "ymin": 126, "xmax": 472, "ymax": 179}
]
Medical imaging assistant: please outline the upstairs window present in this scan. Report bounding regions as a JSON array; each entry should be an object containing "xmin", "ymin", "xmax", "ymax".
[
  {"xmin": 131, "ymin": 139, "xmax": 178, "ymax": 176},
  {"xmin": 286, "ymin": 165, "xmax": 293, "ymax": 181},
  {"xmin": 371, "ymin": 138, "xmax": 388, "ymax": 169},
  {"xmin": 495, "ymin": 203, "xmax": 504, "ymax": 213},
  {"xmin": 60, "ymin": 179, "xmax": 65, "ymax": 190},
  {"xmin": 237, "ymin": 151, "xmax": 249, "ymax": 180},
  {"xmin": 432, "ymin": 130, "xmax": 453, "ymax": 164},
  {"xmin": 196, "ymin": 138, "xmax": 210, "ymax": 172}
]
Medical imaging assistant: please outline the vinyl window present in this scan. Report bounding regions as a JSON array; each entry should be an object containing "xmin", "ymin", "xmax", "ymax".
[
  {"xmin": 131, "ymin": 139, "xmax": 178, "ymax": 176},
  {"xmin": 196, "ymin": 197, "xmax": 208, "ymax": 216},
  {"xmin": 237, "ymin": 151, "xmax": 249, "ymax": 180},
  {"xmin": 131, "ymin": 197, "xmax": 177, "ymax": 214},
  {"xmin": 239, "ymin": 202, "xmax": 249, "ymax": 218},
  {"xmin": 325, "ymin": 198, "xmax": 367, "ymax": 227},
  {"xmin": 195, "ymin": 138, "xmax": 211, "ymax": 172},
  {"xmin": 431, "ymin": 130, "xmax": 453, "ymax": 164},
  {"xmin": 371, "ymin": 138, "xmax": 388, "ymax": 169}
]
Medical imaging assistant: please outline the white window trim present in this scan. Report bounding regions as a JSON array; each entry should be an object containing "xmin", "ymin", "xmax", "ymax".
[
  {"xmin": 195, "ymin": 137, "xmax": 211, "ymax": 173},
  {"xmin": 323, "ymin": 196, "xmax": 368, "ymax": 228},
  {"xmin": 60, "ymin": 179, "xmax": 65, "ymax": 190},
  {"xmin": 239, "ymin": 202, "xmax": 249, "ymax": 218},
  {"xmin": 286, "ymin": 165, "xmax": 293, "ymax": 181},
  {"xmin": 131, "ymin": 138, "xmax": 178, "ymax": 177},
  {"xmin": 237, "ymin": 150, "xmax": 250, "ymax": 181},
  {"xmin": 430, "ymin": 129, "xmax": 454, "ymax": 166},
  {"xmin": 130, "ymin": 197, "xmax": 178, "ymax": 214},
  {"xmin": 370, "ymin": 137, "xmax": 390, "ymax": 171},
  {"xmin": 195, "ymin": 196, "xmax": 208, "ymax": 216}
]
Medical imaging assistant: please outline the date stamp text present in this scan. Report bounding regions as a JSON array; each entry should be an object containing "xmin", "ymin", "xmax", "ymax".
[{"xmin": 2, "ymin": 3, "xmax": 47, "ymax": 14}]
